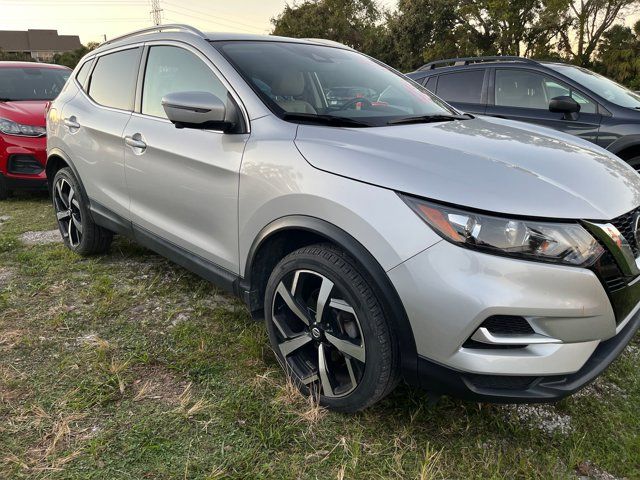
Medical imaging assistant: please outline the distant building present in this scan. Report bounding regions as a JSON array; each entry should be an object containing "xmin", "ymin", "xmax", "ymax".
[{"xmin": 0, "ymin": 29, "xmax": 82, "ymax": 62}]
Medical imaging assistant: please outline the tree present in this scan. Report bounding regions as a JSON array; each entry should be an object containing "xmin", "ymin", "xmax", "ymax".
[
  {"xmin": 595, "ymin": 20, "xmax": 640, "ymax": 88},
  {"xmin": 52, "ymin": 42, "xmax": 99, "ymax": 68},
  {"xmin": 0, "ymin": 50, "xmax": 34, "ymax": 62},
  {"xmin": 377, "ymin": 0, "xmax": 463, "ymax": 71},
  {"xmin": 557, "ymin": 0, "xmax": 639, "ymax": 66},
  {"xmin": 271, "ymin": 0, "xmax": 382, "ymax": 52},
  {"xmin": 458, "ymin": 0, "xmax": 569, "ymax": 57}
]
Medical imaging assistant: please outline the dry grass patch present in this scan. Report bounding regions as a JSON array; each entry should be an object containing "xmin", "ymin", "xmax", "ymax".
[
  {"xmin": 2, "ymin": 409, "xmax": 92, "ymax": 475},
  {"xmin": 0, "ymin": 329, "xmax": 28, "ymax": 350},
  {"xmin": 130, "ymin": 364, "xmax": 190, "ymax": 406}
]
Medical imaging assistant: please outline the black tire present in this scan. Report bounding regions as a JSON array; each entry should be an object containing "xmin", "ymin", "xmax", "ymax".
[
  {"xmin": 265, "ymin": 243, "xmax": 400, "ymax": 412},
  {"xmin": 52, "ymin": 167, "xmax": 113, "ymax": 255},
  {"xmin": 0, "ymin": 175, "xmax": 8, "ymax": 200}
]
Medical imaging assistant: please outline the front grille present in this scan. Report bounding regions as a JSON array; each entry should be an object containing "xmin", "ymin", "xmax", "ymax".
[
  {"xmin": 611, "ymin": 207, "xmax": 640, "ymax": 257},
  {"xmin": 7, "ymin": 155, "xmax": 43, "ymax": 175},
  {"xmin": 592, "ymin": 250, "xmax": 626, "ymax": 294}
]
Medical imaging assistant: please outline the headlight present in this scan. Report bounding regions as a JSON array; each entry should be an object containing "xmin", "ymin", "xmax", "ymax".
[
  {"xmin": 0, "ymin": 117, "xmax": 46, "ymax": 137},
  {"xmin": 401, "ymin": 194, "xmax": 604, "ymax": 266}
]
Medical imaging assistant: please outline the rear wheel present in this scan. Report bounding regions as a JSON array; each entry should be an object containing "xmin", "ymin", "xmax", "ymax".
[
  {"xmin": 52, "ymin": 167, "xmax": 113, "ymax": 255},
  {"xmin": 265, "ymin": 243, "xmax": 399, "ymax": 412}
]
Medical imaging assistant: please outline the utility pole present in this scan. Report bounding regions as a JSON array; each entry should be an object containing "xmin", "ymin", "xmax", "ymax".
[{"xmin": 150, "ymin": 0, "xmax": 163, "ymax": 26}]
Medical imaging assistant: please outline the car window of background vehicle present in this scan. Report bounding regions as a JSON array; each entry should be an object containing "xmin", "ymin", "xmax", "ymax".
[
  {"xmin": 435, "ymin": 70, "xmax": 484, "ymax": 104},
  {"xmin": 0, "ymin": 67, "xmax": 69, "ymax": 101},
  {"xmin": 495, "ymin": 69, "xmax": 596, "ymax": 113},
  {"xmin": 551, "ymin": 64, "xmax": 640, "ymax": 109}
]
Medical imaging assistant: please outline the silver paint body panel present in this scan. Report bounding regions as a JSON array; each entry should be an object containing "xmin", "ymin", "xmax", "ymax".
[{"xmin": 47, "ymin": 29, "xmax": 640, "ymax": 380}]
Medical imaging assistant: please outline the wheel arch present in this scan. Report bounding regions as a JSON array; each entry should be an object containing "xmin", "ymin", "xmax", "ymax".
[
  {"xmin": 606, "ymin": 135, "xmax": 640, "ymax": 161},
  {"xmin": 46, "ymin": 148, "xmax": 89, "ymax": 202},
  {"xmin": 242, "ymin": 215, "xmax": 419, "ymax": 382}
]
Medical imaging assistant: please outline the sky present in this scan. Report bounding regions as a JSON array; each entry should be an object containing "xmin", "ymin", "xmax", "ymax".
[
  {"xmin": 0, "ymin": 0, "xmax": 637, "ymax": 46},
  {"xmin": 0, "ymin": 0, "xmax": 399, "ymax": 44}
]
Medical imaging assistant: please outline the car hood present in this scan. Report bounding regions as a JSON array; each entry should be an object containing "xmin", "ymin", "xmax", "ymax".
[
  {"xmin": 294, "ymin": 116, "xmax": 640, "ymax": 220},
  {"xmin": 0, "ymin": 100, "xmax": 47, "ymax": 126}
]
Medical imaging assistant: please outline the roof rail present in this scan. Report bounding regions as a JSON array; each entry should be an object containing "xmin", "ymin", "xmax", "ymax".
[
  {"xmin": 101, "ymin": 24, "xmax": 207, "ymax": 46},
  {"xmin": 417, "ymin": 56, "xmax": 538, "ymax": 71}
]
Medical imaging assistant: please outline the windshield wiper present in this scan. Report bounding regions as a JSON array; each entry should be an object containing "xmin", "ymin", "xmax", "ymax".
[
  {"xmin": 386, "ymin": 113, "xmax": 473, "ymax": 126},
  {"xmin": 282, "ymin": 112, "xmax": 371, "ymax": 127}
]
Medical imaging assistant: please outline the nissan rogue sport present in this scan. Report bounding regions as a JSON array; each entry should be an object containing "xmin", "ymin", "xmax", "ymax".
[{"xmin": 46, "ymin": 25, "xmax": 640, "ymax": 412}]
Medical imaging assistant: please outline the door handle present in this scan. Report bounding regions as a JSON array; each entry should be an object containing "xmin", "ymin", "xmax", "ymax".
[
  {"xmin": 63, "ymin": 117, "xmax": 80, "ymax": 130},
  {"xmin": 124, "ymin": 135, "xmax": 147, "ymax": 151}
]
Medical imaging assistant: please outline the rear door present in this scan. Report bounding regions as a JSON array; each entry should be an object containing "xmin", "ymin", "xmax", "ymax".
[
  {"xmin": 60, "ymin": 46, "xmax": 142, "ymax": 219},
  {"xmin": 433, "ymin": 69, "xmax": 487, "ymax": 115},
  {"xmin": 123, "ymin": 42, "xmax": 248, "ymax": 273},
  {"xmin": 485, "ymin": 68, "xmax": 602, "ymax": 143}
]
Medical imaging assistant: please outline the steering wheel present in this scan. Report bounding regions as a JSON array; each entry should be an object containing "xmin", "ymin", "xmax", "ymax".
[{"xmin": 339, "ymin": 97, "xmax": 373, "ymax": 110}]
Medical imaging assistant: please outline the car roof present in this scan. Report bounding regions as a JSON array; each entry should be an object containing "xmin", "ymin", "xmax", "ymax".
[{"xmin": 0, "ymin": 61, "xmax": 70, "ymax": 69}]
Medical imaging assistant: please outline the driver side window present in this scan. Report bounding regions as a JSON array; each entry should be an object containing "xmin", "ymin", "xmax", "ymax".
[
  {"xmin": 495, "ymin": 69, "xmax": 596, "ymax": 114},
  {"xmin": 141, "ymin": 46, "xmax": 229, "ymax": 119}
]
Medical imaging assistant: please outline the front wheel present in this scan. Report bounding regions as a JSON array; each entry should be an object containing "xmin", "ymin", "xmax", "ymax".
[
  {"xmin": 52, "ymin": 167, "xmax": 113, "ymax": 255},
  {"xmin": 265, "ymin": 243, "xmax": 400, "ymax": 412}
]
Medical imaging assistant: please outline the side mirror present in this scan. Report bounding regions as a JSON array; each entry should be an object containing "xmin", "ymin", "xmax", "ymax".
[
  {"xmin": 549, "ymin": 95, "xmax": 580, "ymax": 120},
  {"xmin": 161, "ymin": 91, "xmax": 235, "ymax": 132}
]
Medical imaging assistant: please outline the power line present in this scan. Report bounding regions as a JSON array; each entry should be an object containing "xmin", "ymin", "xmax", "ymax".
[
  {"xmin": 163, "ymin": 8, "xmax": 264, "ymax": 34},
  {"xmin": 163, "ymin": 2, "xmax": 267, "ymax": 32}
]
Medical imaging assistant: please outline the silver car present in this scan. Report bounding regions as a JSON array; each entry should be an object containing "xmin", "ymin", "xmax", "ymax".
[{"xmin": 46, "ymin": 25, "xmax": 640, "ymax": 412}]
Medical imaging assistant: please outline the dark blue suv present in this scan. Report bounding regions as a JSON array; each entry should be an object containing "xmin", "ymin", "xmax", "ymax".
[{"xmin": 406, "ymin": 56, "xmax": 640, "ymax": 168}]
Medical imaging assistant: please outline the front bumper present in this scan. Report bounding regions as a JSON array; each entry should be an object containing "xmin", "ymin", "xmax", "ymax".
[
  {"xmin": 0, "ymin": 134, "xmax": 47, "ymax": 190},
  {"xmin": 388, "ymin": 240, "xmax": 640, "ymax": 401},
  {"xmin": 415, "ymin": 304, "xmax": 640, "ymax": 402}
]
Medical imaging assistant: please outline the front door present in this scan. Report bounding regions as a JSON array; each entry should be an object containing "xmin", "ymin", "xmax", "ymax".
[
  {"xmin": 486, "ymin": 68, "xmax": 602, "ymax": 144},
  {"xmin": 123, "ymin": 44, "xmax": 248, "ymax": 273}
]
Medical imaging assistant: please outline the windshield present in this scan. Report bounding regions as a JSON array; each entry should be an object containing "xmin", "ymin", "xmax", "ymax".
[
  {"xmin": 0, "ymin": 67, "xmax": 70, "ymax": 101},
  {"xmin": 214, "ymin": 41, "xmax": 457, "ymax": 126},
  {"xmin": 549, "ymin": 64, "xmax": 640, "ymax": 109}
]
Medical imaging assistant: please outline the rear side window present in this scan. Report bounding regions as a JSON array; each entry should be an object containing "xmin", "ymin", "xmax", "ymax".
[
  {"xmin": 88, "ymin": 48, "xmax": 140, "ymax": 110},
  {"xmin": 75, "ymin": 59, "xmax": 93, "ymax": 91},
  {"xmin": 141, "ymin": 45, "xmax": 229, "ymax": 119},
  {"xmin": 436, "ymin": 70, "xmax": 484, "ymax": 104}
]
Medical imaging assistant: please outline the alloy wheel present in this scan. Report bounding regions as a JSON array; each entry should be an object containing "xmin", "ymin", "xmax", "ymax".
[
  {"xmin": 53, "ymin": 178, "xmax": 83, "ymax": 248},
  {"xmin": 271, "ymin": 269, "xmax": 366, "ymax": 398}
]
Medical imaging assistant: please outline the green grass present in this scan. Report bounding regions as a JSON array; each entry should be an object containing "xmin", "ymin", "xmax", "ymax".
[{"xmin": 1, "ymin": 194, "xmax": 639, "ymax": 479}]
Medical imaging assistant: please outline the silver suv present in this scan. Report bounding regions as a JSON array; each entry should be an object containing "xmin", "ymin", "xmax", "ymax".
[{"xmin": 46, "ymin": 25, "xmax": 640, "ymax": 412}]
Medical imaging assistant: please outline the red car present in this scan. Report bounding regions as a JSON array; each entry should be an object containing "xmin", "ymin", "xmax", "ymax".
[{"xmin": 0, "ymin": 62, "xmax": 70, "ymax": 199}]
